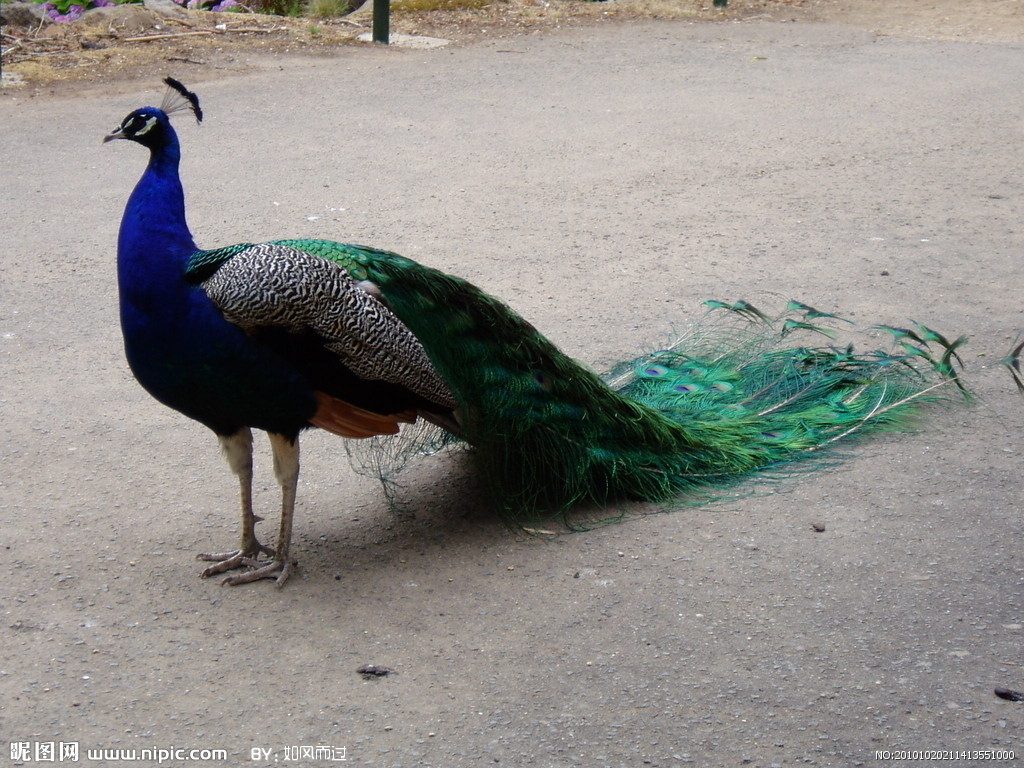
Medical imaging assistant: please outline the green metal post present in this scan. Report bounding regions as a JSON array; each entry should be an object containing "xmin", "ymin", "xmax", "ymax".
[{"xmin": 373, "ymin": 0, "xmax": 389, "ymax": 44}]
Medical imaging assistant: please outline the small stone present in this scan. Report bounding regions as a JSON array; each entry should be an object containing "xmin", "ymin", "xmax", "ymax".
[{"xmin": 357, "ymin": 664, "xmax": 392, "ymax": 678}]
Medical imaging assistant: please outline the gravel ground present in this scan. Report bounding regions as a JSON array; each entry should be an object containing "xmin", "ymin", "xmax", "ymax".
[{"xmin": 2, "ymin": 6, "xmax": 1023, "ymax": 767}]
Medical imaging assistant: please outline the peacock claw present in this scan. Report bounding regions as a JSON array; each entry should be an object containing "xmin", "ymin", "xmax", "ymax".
[{"xmin": 219, "ymin": 558, "xmax": 295, "ymax": 588}]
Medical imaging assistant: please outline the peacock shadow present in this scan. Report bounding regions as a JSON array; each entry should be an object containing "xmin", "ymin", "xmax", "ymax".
[{"xmin": 261, "ymin": 445, "xmax": 637, "ymax": 591}]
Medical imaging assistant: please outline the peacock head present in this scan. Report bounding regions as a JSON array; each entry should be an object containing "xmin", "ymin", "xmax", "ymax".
[{"xmin": 104, "ymin": 77, "xmax": 202, "ymax": 150}]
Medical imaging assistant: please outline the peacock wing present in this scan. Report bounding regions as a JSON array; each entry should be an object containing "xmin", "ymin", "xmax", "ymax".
[{"xmin": 190, "ymin": 242, "xmax": 458, "ymax": 415}]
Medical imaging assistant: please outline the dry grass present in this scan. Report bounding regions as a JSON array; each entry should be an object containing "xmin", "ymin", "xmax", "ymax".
[
  {"xmin": 392, "ymin": 0, "xmax": 489, "ymax": 14},
  {"xmin": 0, "ymin": 0, "xmax": 795, "ymax": 91},
  {"xmin": 378, "ymin": 0, "xmax": 718, "ymax": 42},
  {"xmin": 608, "ymin": 0, "xmax": 704, "ymax": 19}
]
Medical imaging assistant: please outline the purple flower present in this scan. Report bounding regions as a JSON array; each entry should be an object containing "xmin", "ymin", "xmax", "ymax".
[
  {"xmin": 92, "ymin": 0, "xmax": 115, "ymax": 6},
  {"xmin": 48, "ymin": 3, "xmax": 85, "ymax": 21},
  {"xmin": 210, "ymin": 0, "xmax": 237, "ymax": 9}
]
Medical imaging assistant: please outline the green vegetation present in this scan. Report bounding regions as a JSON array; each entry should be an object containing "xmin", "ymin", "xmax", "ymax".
[{"xmin": 307, "ymin": 0, "xmax": 358, "ymax": 18}]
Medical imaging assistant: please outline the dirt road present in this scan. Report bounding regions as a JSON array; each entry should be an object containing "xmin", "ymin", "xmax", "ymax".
[{"xmin": 2, "ymin": 5, "xmax": 1022, "ymax": 766}]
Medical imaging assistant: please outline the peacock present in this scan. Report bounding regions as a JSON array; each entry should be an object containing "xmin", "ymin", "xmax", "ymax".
[{"xmin": 106, "ymin": 79, "xmax": 967, "ymax": 587}]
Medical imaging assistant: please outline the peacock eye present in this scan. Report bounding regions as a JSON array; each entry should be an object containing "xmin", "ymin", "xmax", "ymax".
[{"xmin": 125, "ymin": 114, "xmax": 157, "ymax": 137}]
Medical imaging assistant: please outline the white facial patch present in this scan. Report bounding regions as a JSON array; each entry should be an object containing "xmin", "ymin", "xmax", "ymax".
[
  {"xmin": 134, "ymin": 115, "xmax": 158, "ymax": 136},
  {"xmin": 130, "ymin": 115, "xmax": 159, "ymax": 137}
]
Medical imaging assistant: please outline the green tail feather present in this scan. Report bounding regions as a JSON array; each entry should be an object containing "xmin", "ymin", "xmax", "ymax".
[
  {"xmin": 274, "ymin": 239, "xmax": 968, "ymax": 521},
  {"xmin": 1002, "ymin": 332, "xmax": 1024, "ymax": 395}
]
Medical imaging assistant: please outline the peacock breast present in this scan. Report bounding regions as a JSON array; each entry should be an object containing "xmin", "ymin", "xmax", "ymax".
[{"xmin": 120, "ymin": 284, "xmax": 317, "ymax": 435}]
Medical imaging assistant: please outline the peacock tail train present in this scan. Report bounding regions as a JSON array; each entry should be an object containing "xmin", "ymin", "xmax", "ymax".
[{"xmin": 188, "ymin": 239, "xmax": 968, "ymax": 524}]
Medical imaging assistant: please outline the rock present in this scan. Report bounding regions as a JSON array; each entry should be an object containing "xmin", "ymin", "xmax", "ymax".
[
  {"xmin": 355, "ymin": 32, "xmax": 450, "ymax": 48},
  {"xmin": 80, "ymin": 5, "xmax": 163, "ymax": 34},
  {"xmin": 0, "ymin": 2, "xmax": 49, "ymax": 27},
  {"xmin": 1, "ymin": 72, "xmax": 27, "ymax": 89},
  {"xmin": 142, "ymin": 0, "xmax": 193, "ymax": 20}
]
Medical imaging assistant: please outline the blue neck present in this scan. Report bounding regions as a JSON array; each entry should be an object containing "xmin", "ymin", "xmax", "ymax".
[{"xmin": 118, "ymin": 132, "xmax": 198, "ymax": 287}]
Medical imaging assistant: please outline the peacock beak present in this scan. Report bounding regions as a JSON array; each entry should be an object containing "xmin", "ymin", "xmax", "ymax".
[{"xmin": 103, "ymin": 126, "xmax": 126, "ymax": 143}]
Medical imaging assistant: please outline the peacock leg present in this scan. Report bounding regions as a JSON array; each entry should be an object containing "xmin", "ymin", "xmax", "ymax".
[
  {"xmin": 198, "ymin": 427, "xmax": 276, "ymax": 578},
  {"xmin": 218, "ymin": 432, "xmax": 299, "ymax": 588}
]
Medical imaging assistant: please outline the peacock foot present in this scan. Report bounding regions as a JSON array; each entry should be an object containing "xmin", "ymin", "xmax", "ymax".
[{"xmin": 197, "ymin": 539, "xmax": 275, "ymax": 579}]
